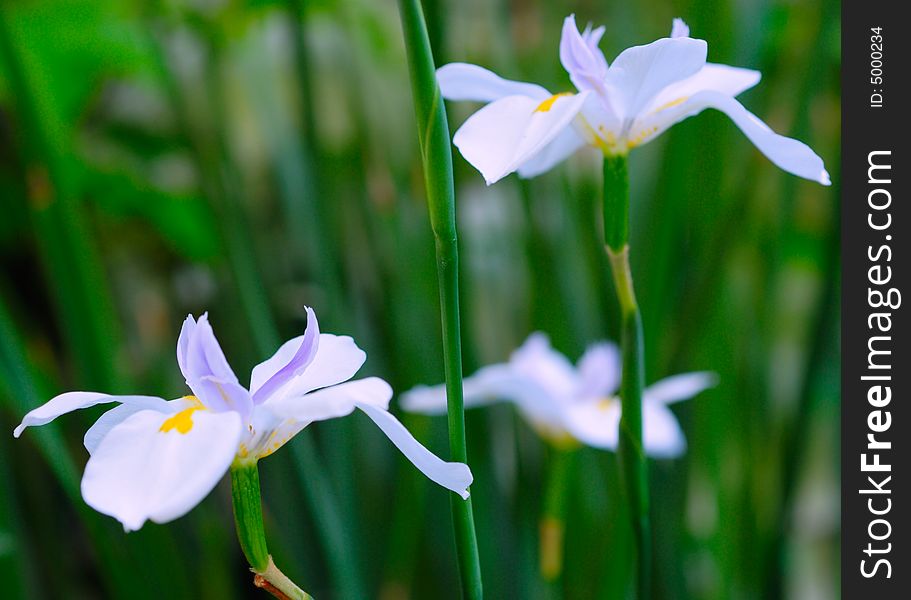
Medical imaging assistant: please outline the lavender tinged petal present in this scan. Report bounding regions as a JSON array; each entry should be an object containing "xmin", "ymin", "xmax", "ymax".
[
  {"xmin": 250, "ymin": 307, "xmax": 320, "ymax": 404},
  {"xmin": 176, "ymin": 314, "xmax": 196, "ymax": 380}
]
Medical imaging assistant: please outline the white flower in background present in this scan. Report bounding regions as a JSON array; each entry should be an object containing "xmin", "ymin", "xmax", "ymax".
[
  {"xmin": 438, "ymin": 15, "xmax": 830, "ymax": 186},
  {"xmin": 402, "ymin": 333, "xmax": 715, "ymax": 457},
  {"xmin": 14, "ymin": 308, "xmax": 472, "ymax": 531}
]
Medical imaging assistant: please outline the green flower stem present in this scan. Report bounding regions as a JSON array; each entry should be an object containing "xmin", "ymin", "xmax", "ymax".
[
  {"xmin": 539, "ymin": 448, "xmax": 575, "ymax": 583},
  {"xmin": 602, "ymin": 155, "xmax": 651, "ymax": 599},
  {"xmin": 396, "ymin": 0, "xmax": 482, "ymax": 597},
  {"xmin": 230, "ymin": 461, "xmax": 312, "ymax": 600}
]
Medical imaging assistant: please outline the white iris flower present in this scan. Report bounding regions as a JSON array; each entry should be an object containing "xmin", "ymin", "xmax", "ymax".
[
  {"xmin": 402, "ymin": 333, "xmax": 715, "ymax": 457},
  {"xmin": 14, "ymin": 308, "xmax": 472, "ymax": 531},
  {"xmin": 439, "ymin": 16, "xmax": 830, "ymax": 186}
]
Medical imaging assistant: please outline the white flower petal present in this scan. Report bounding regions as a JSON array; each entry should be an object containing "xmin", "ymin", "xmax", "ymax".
[
  {"xmin": 670, "ymin": 18, "xmax": 690, "ymax": 38},
  {"xmin": 576, "ymin": 342, "xmax": 621, "ymax": 397},
  {"xmin": 250, "ymin": 335, "xmax": 303, "ymax": 395},
  {"xmin": 644, "ymin": 372, "xmax": 717, "ymax": 405},
  {"xmin": 510, "ymin": 333, "xmax": 579, "ymax": 399},
  {"xmin": 604, "ymin": 37, "xmax": 707, "ymax": 121},
  {"xmin": 14, "ymin": 392, "xmax": 168, "ymax": 438},
  {"xmin": 250, "ymin": 307, "xmax": 320, "ymax": 403},
  {"xmin": 561, "ymin": 398, "xmax": 686, "ymax": 457},
  {"xmin": 634, "ymin": 90, "xmax": 831, "ymax": 184},
  {"xmin": 517, "ymin": 126, "xmax": 587, "ymax": 179},
  {"xmin": 355, "ymin": 402, "xmax": 473, "ymax": 499},
  {"xmin": 268, "ymin": 377, "xmax": 390, "ymax": 423},
  {"xmin": 645, "ymin": 63, "xmax": 761, "ymax": 114},
  {"xmin": 274, "ymin": 334, "xmax": 367, "ymax": 399},
  {"xmin": 185, "ymin": 314, "xmax": 239, "ymax": 387},
  {"xmin": 81, "ymin": 407, "xmax": 242, "ymax": 531},
  {"xmin": 402, "ymin": 364, "xmax": 545, "ymax": 415},
  {"xmin": 560, "ymin": 398, "xmax": 621, "ymax": 450},
  {"xmin": 560, "ymin": 15, "xmax": 610, "ymax": 95},
  {"xmin": 83, "ymin": 397, "xmax": 180, "ymax": 454},
  {"xmin": 453, "ymin": 92, "xmax": 588, "ymax": 184},
  {"xmin": 643, "ymin": 402, "xmax": 687, "ymax": 458},
  {"xmin": 437, "ymin": 63, "xmax": 550, "ymax": 103},
  {"xmin": 194, "ymin": 377, "xmax": 253, "ymax": 418},
  {"xmin": 181, "ymin": 314, "xmax": 253, "ymax": 416},
  {"xmin": 176, "ymin": 314, "xmax": 196, "ymax": 380}
]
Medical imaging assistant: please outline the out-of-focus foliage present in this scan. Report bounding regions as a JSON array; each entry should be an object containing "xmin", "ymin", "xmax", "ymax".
[{"xmin": 0, "ymin": 0, "xmax": 838, "ymax": 598}]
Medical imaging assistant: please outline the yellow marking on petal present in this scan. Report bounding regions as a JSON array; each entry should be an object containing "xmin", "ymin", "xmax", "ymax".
[
  {"xmin": 160, "ymin": 397, "xmax": 205, "ymax": 435},
  {"xmin": 534, "ymin": 93, "xmax": 573, "ymax": 113},
  {"xmin": 256, "ymin": 431, "xmax": 293, "ymax": 459},
  {"xmin": 597, "ymin": 397, "xmax": 616, "ymax": 411},
  {"xmin": 626, "ymin": 126, "xmax": 659, "ymax": 150},
  {"xmin": 651, "ymin": 96, "xmax": 688, "ymax": 114},
  {"xmin": 577, "ymin": 116, "xmax": 624, "ymax": 157}
]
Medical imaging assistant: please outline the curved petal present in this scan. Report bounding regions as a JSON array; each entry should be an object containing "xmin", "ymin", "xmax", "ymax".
[
  {"xmin": 453, "ymin": 92, "xmax": 588, "ymax": 184},
  {"xmin": 633, "ymin": 90, "xmax": 831, "ymax": 184},
  {"xmin": 560, "ymin": 15, "xmax": 609, "ymax": 95},
  {"xmin": 509, "ymin": 333, "xmax": 578, "ymax": 399},
  {"xmin": 185, "ymin": 314, "xmax": 237, "ymax": 385},
  {"xmin": 176, "ymin": 314, "xmax": 196, "ymax": 380},
  {"xmin": 183, "ymin": 314, "xmax": 252, "ymax": 415},
  {"xmin": 268, "ymin": 377, "xmax": 391, "ymax": 423},
  {"xmin": 561, "ymin": 398, "xmax": 686, "ymax": 457},
  {"xmin": 670, "ymin": 18, "xmax": 690, "ymax": 38},
  {"xmin": 356, "ymin": 402, "xmax": 473, "ymax": 499},
  {"xmin": 193, "ymin": 377, "xmax": 253, "ymax": 419},
  {"xmin": 14, "ymin": 392, "xmax": 169, "ymax": 438},
  {"xmin": 576, "ymin": 342, "xmax": 621, "ymax": 397},
  {"xmin": 645, "ymin": 372, "xmax": 717, "ymax": 405},
  {"xmin": 250, "ymin": 307, "xmax": 320, "ymax": 403},
  {"xmin": 81, "ymin": 408, "xmax": 242, "ymax": 531},
  {"xmin": 84, "ymin": 397, "xmax": 181, "ymax": 454},
  {"xmin": 401, "ymin": 363, "xmax": 546, "ymax": 415},
  {"xmin": 645, "ymin": 63, "xmax": 761, "ymax": 114},
  {"xmin": 643, "ymin": 403, "xmax": 687, "ymax": 458},
  {"xmin": 516, "ymin": 126, "xmax": 586, "ymax": 179},
  {"xmin": 272, "ymin": 334, "xmax": 367, "ymax": 400},
  {"xmin": 437, "ymin": 63, "xmax": 550, "ymax": 103},
  {"xmin": 604, "ymin": 37, "xmax": 707, "ymax": 121},
  {"xmin": 560, "ymin": 398, "xmax": 621, "ymax": 450}
]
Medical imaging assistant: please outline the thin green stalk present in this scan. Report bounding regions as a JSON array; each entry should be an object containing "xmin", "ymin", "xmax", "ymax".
[
  {"xmin": 540, "ymin": 448, "xmax": 575, "ymax": 585},
  {"xmin": 602, "ymin": 155, "xmax": 651, "ymax": 599},
  {"xmin": 396, "ymin": 0, "xmax": 482, "ymax": 597},
  {"xmin": 231, "ymin": 461, "xmax": 312, "ymax": 600}
]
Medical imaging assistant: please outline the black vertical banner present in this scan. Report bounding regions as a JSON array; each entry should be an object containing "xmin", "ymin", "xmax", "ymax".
[{"xmin": 842, "ymin": 0, "xmax": 908, "ymax": 596}]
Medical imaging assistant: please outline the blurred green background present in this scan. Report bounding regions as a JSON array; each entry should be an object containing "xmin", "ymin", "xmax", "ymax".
[{"xmin": 0, "ymin": 0, "xmax": 839, "ymax": 598}]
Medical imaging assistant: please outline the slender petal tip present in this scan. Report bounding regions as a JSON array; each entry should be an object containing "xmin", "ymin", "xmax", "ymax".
[{"xmin": 671, "ymin": 18, "xmax": 690, "ymax": 38}]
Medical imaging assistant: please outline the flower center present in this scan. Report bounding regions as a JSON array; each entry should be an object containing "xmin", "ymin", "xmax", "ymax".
[
  {"xmin": 534, "ymin": 93, "xmax": 573, "ymax": 113},
  {"xmin": 159, "ymin": 396, "xmax": 204, "ymax": 434}
]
